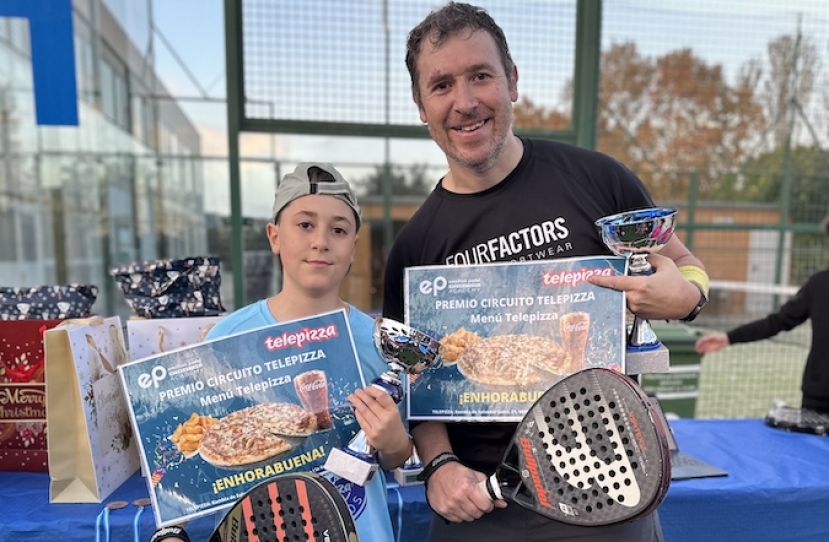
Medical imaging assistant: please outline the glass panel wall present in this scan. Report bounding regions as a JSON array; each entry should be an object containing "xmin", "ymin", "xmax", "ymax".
[{"xmin": 0, "ymin": 0, "xmax": 208, "ymax": 318}]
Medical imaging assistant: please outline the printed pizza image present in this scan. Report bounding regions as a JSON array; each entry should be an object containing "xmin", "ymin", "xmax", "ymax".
[
  {"xmin": 198, "ymin": 402, "xmax": 317, "ymax": 468},
  {"xmin": 456, "ymin": 334, "xmax": 567, "ymax": 386}
]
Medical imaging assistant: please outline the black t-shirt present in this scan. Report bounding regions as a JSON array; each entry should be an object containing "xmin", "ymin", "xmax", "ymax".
[{"xmin": 383, "ymin": 137, "xmax": 654, "ymax": 473}]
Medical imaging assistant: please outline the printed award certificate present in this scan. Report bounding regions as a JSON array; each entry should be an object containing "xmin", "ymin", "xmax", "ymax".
[
  {"xmin": 119, "ymin": 309, "xmax": 365, "ymax": 527},
  {"xmin": 405, "ymin": 256, "xmax": 627, "ymax": 421}
]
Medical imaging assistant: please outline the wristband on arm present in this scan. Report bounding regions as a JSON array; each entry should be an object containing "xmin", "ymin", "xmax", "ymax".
[
  {"xmin": 678, "ymin": 265, "xmax": 709, "ymax": 296},
  {"xmin": 416, "ymin": 452, "xmax": 460, "ymax": 484}
]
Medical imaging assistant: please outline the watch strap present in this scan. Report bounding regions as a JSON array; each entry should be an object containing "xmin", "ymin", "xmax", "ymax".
[{"xmin": 680, "ymin": 283, "xmax": 708, "ymax": 322}]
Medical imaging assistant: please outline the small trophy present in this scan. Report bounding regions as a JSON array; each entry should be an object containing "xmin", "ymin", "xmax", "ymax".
[
  {"xmin": 324, "ymin": 318, "xmax": 441, "ymax": 485},
  {"xmin": 594, "ymin": 207, "xmax": 677, "ymax": 374},
  {"xmin": 393, "ymin": 446, "xmax": 424, "ymax": 486}
]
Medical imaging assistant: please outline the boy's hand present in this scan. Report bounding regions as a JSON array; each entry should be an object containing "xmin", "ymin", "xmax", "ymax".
[{"xmin": 349, "ymin": 386, "xmax": 409, "ymax": 461}]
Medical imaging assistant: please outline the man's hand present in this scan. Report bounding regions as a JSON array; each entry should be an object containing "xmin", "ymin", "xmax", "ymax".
[
  {"xmin": 588, "ymin": 253, "xmax": 700, "ymax": 320},
  {"xmin": 695, "ymin": 332, "xmax": 730, "ymax": 354},
  {"xmin": 425, "ymin": 461, "xmax": 507, "ymax": 522}
]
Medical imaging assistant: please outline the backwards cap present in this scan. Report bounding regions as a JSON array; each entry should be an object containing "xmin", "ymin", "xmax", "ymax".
[
  {"xmin": 272, "ymin": 163, "xmax": 361, "ymax": 228},
  {"xmin": 150, "ymin": 526, "xmax": 191, "ymax": 542}
]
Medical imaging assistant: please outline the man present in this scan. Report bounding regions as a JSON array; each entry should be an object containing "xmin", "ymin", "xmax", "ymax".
[{"xmin": 382, "ymin": 3, "xmax": 708, "ymax": 541}]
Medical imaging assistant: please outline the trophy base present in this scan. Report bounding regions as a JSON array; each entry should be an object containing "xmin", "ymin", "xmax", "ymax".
[
  {"xmin": 625, "ymin": 343, "xmax": 670, "ymax": 375},
  {"xmin": 393, "ymin": 466, "xmax": 424, "ymax": 486},
  {"xmin": 324, "ymin": 447, "xmax": 378, "ymax": 487}
]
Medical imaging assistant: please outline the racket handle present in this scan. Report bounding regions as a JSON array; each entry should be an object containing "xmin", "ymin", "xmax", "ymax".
[{"xmin": 478, "ymin": 474, "xmax": 503, "ymax": 501}]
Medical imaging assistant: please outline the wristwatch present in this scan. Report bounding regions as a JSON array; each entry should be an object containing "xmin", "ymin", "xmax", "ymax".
[{"xmin": 680, "ymin": 283, "xmax": 708, "ymax": 322}]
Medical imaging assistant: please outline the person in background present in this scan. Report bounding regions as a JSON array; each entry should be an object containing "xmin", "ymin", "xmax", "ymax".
[
  {"xmin": 382, "ymin": 3, "xmax": 708, "ymax": 541},
  {"xmin": 155, "ymin": 163, "xmax": 411, "ymax": 542},
  {"xmin": 696, "ymin": 215, "xmax": 829, "ymax": 415}
]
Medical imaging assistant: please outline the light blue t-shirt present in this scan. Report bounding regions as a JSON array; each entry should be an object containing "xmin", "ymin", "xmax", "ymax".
[{"xmin": 206, "ymin": 300, "xmax": 398, "ymax": 541}]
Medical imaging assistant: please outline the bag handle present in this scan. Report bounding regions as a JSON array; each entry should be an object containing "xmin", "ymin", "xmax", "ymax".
[
  {"xmin": 157, "ymin": 322, "xmax": 216, "ymax": 353},
  {"xmin": 81, "ymin": 320, "xmax": 128, "ymax": 375}
]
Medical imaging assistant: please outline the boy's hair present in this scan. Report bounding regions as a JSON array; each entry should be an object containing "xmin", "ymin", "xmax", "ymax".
[
  {"xmin": 272, "ymin": 163, "xmax": 361, "ymax": 229},
  {"xmin": 405, "ymin": 2, "xmax": 515, "ymax": 106}
]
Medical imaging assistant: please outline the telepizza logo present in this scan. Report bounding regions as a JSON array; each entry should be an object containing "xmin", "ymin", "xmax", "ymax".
[
  {"xmin": 264, "ymin": 325, "xmax": 339, "ymax": 351},
  {"xmin": 541, "ymin": 267, "xmax": 614, "ymax": 288}
]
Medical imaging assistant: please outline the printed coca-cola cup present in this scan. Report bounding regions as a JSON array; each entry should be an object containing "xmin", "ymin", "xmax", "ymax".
[
  {"xmin": 560, "ymin": 311, "xmax": 591, "ymax": 372},
  {"xmin": 294, "ymin": 369, "xmax": 333, "ymax": 430}
]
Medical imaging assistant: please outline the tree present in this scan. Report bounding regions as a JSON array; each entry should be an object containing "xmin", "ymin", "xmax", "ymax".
[
  {"xmin": 512, "ymin": 42, "xmax": 767, "ymax": 199},
  {"xmin": 513, "ymin": 96, "xmax": 570, "ymax": 131},
  {"xmin": 598, "ymin": 42, "xmax": 766, "ymax": 199},
  {"xmin": 763, "ymin": 33, "xmax": 819, "ymax": 149}
]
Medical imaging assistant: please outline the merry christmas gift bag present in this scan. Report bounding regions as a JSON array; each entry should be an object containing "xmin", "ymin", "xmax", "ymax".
[
  {"xmin": 0, "ymin": 319, "xmax": 62, "ymax": 471},
  {"xmin": 45, "ymin": 316, "xmax": 140, "ymax": 502}
]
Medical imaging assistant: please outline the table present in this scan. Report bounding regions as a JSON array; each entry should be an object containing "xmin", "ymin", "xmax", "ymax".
[
  {"xmin": 2, "ymin": 420, "xmax": 828, "ymax": 542},
  {"xmin": 661, "ymin": 419, "xmax": 829, "ymax": 542}
]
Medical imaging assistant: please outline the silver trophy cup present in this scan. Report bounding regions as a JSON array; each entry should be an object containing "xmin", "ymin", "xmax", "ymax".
[
  {"xmin": 325, "ymin": 318, "xmax": 441, "ymax": 485},
  {"xmin": 344, "ymin": 318, "xmax": 442, "ymax": 458},
  {"xmin": 595, "ymin": 207, "xmax": 677, "ymax": 350}
]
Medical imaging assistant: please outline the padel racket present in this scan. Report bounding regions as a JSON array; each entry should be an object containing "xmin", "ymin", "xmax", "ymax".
[
  {"xmin": 765, "ymin": 405, "xmax": 829, "ymax": 436},
  {"xmin": 479, "ymin": 368, "xmax": 671, "ymax": 526},
  {"xmin": 210, "ymin": 472, "xmax": 358, "ymax": 542}
]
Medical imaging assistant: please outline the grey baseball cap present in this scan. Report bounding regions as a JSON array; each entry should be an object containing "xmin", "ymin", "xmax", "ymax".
[{"xmin": 272, "ymin": 163, "xmax": 361, "ymax": 228}]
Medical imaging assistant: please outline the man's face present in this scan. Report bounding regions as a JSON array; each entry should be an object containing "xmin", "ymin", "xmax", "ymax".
[{"xmin": 415, "ymin": 29, "xmax": 518, "ymax": 174}]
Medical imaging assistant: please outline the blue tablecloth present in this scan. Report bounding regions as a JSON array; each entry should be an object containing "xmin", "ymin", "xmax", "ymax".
[{"xmin": 2, "ymin": 419, "xmax": 828, "ymax": 542}]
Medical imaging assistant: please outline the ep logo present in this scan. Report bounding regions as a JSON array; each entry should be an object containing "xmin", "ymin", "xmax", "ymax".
[
  {"xmin": 137, "ymin": 366, "xmax": 168, "ymax": 389},
  {"xmin": 419, "ymin": 276, "xmax": 447, "ymax": 296}
]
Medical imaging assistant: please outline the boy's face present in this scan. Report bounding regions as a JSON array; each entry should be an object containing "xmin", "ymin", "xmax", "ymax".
[{"xmin": 267, "ymin": 195, "xmax": 358, "ymax": 296}]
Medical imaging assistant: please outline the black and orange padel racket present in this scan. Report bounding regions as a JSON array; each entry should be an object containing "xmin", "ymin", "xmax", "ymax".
[
  {"xmin": 479, "ymin": 368, "xmax": 671, "ymax": 526},
  {"xmin": 210, "ymin": 472, "xmax": 358, "ymax": 542}
]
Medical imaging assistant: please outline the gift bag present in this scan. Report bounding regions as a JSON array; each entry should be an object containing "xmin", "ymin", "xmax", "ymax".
[
  {"xmin": 0, "ymin": 285, "xmax": 98, "ymax": 320},
  {"xmin": 110, "ymin": 256, "xmax": 224, "ymax": 319},
  {"xmin": 45, "ymin": 316, "xmax": 140, "ymax": 502},
  {"xmin": 126, "ymin": 316, "xmax": 224, "ymax": 361},
  {"xmin": 0, "ymin": 320, "xmax": 62, "ymax": 471}
]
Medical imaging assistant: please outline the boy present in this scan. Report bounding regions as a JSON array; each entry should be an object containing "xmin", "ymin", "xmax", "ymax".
[{"xmin": 156, "ymin": 162, "xmax": 411, "ymax": 541}]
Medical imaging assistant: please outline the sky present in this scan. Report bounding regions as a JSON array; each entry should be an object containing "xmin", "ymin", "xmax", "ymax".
[{"xmin": 98, "ymin": 0, "xmax": 829, "ymax": 217}]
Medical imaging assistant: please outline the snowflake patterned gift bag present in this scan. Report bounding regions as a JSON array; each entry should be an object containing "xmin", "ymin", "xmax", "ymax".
[
  {"xmin": 44, "ymin": 316, "xmax": 140, "ymax": 502},
  {"xmin": 109, "ymin": 256, "xmax": 224, "ymax": 319},
  {"xmin": 0, "ymin": 285, "xmax": 98, "ymax": 320},
  {"xmin": 0, "ymin": 319, "xmax": 62, "ymax": 471}
]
